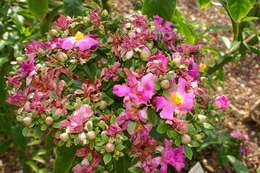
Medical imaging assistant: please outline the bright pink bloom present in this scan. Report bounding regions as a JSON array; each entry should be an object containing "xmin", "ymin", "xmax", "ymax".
[
  {"xmin": 24, "ymin": 40, "xmax": 43, "ymax": 58},
  {"xmin": 113, "ymin": 73, "xmax": 155, "ymax": 105},
  {"xmin": 90, "ymin": 10, "xmax": 101, "ymax": 26},
  {"xmin": 61, "ymin": 32, "xmax": 98, "ymax": 51},
  {"xmin": 54, "ymin": 15, "xmax": 70, "ymax": 30},
  {"xmin": 230, "ymin": 130, "xmax": 249, "ymax": 141},
  {"xmin": 18, "ymin": 57, "xmax": 35, "ymax": 77},
  {"xmin": 155, "ymin": 78, "xmax": 195, "ymax": 120},
  {"xmin": 214, "ymin": 95, "xmax": 229, "ymax": 110},
  {"xmin": 6, "ymin": 75, "xmax": 21, "ymax": 88},
  {"xmin": 60, "ymin": 104, "xmax": 93, "ymax": 133},
  {"xmin": 73, "ymin": 151, "xmax": 101, "ymax": 173},
  {"xmin": 240, "ymin": 146, "xmax": 252, "ymax": 154},
  {"xmin": 160, "ymin": 139, "xmax": 185, "ymax": 172},
  {"xmin": 147, "ymin": 52, "xmax": 168, "ymax": 76},
  {"xmin": 7, "ymin": 92, "xmax": 27, "ymax": 105}
]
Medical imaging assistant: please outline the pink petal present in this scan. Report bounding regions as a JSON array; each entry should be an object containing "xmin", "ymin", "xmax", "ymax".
[
  {"xmin": 61, "ymin": 37, "xmax": 75, "ymax": 50},
  {"xmin": 76, "ymin": 36, "xmax": 98, "ymax": 51},
  {"xmin": 113, "ymin": 84, "xmax": 131, "ymax": 97}
]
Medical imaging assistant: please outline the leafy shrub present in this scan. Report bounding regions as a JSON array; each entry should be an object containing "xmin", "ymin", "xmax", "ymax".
[{"xmin": 5, "ymin": 9, "xmax": 250, "ymax": 173}]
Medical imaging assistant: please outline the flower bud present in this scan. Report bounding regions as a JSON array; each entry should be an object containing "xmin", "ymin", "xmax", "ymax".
[
  {"xmin": 84, "ymin": 121, "xmax": 93, "ymax": 131},
  {"xmin": 197, "ymin": 114, "xmax": 207, "ymax": 123},
  {"xmin": 49, "ymin": 29, "xmax": 58, "ymax": 37},
  {"xmin": 125, "ymin": 50, "xmax": 134, "ymax": 59},
  {"xmin": 78, "ymin": 132, "xmax": 86, "ymax": 141},
  {"xmin": 56, "ymin": 52, "xmax": 68, "ymax": 62},
  {"xmin": 99, "ymin": 100, "xmax": 108, "ymax": 109},
  {"xmin": 23, "ymin": 117, "xmax": 32, "ymax": 126},
  {"xmin": 140, "ymin": 47, "xmax": 151, "ymax": 61},
  {"xmin": 181, "ymin": 134, "xmax": 191, "ymax": 144},
  {"xmin": 60, "ymin": 133, "xmax": 69, "ymax": 141},
  {"xmin": 86, "ymin": 131, "xmax": 96, "ymax": 140},
  {"xmin": 101, "ymin": 10, "xmax": 109, "ymax": 17},
  {"xmin": 45, "ymin": 116, "xmax": 53, "ymax": 125},
  {"xmin": 105, "ymin": 143, "xmax": 115, "ymax": 153},
  {"xmin": 160, "ymin": 80, "xmax": 170, "ymax": 89}
]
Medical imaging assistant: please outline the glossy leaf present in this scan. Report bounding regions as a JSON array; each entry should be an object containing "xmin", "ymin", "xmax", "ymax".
[
  {"xmin": 142, "ymin": 0, "xmax": 176, "ymax": 20},
  {"xmin": 227, "ymin": 0, "xmax": 256, "ymax": 22},
  {"xmin": 53, "ymin": 146, "xmax": 76, "ymax": 173},
  {"xmin": 184, "ymin": 145, "xmax": 193, "ymax": 160},
  {"xmin": 198, "ymin": 0, "xmax": 211, "ymax": 8},
  {"xmin": 27, "ymin": 0, "xmax": 48, "ymax": 20},
  {"xmin": 227, "ymin": 155, "xmax": 249, "ymax": 173},
  {"xmin": 64, "ymin": 0, "xmax": 82, "ymax": 17}
]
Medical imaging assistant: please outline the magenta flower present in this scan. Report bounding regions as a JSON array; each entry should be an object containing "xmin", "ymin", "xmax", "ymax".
[
  {"xmin": 7, "ymin": 92, "xmax": 27, "ymax": 105},
  {"xmin": 155, "ymin": 78, "xmax": 195, "ymax": 120},
  {"xmin": 60, "ymin": 104, "xmax": 93, "ymax": 133},
  {"xmin": 24, "ymin": 40, "xmax": 43, "ymax": 58},
  {"xmin": 54, "ymin": 15, "xmax": 70, "ymax": 30},
  {"xmin": 61, "ymin": 32, "xmax": 98, "ymax": 51},
  {"xmin": 101, "ymin": 62, "xmax": 121, "ymax": 81},
  {"xmin": 18, "ymin": 57, "xmax": 36, "ymax": 77},
  {"xmin": 147, "ymin": 51, "xmax": 168, "ymax": 76},
  {"xmin": 230, "ymin": 130, "xmax": 249, "ymax": 141},
  {"xmin": 139, "ymin": 157, "xmax": 161, "ymax": 173},
  {"xmin": 113, "ymin": 73, "xmax": 155, "ymax": 105},
  {"xmin": 214, "ymin": 95, "xmax": 228, "ymax": 110},
  {"xmin": 160, "ymin": 139, "xmax": 185, "ymax": 172}
]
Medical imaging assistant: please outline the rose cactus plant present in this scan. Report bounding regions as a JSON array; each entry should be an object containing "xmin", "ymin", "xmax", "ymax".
[{"xmin": 6, "ymin": 10, "xmax": 236, "ymax": 173}]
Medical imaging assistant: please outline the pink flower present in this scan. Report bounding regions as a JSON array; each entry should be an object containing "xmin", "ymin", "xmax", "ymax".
[
  {"xmin": 160, "ymin": 139, "xmax": 185, "ymax": 172},
  {"xmin": 240, "ymin": 146, "xmax": 251, "ymax": 154},
  {"xmin": 139, "ymin": 157, "xmax": 161, "ymax": 173},
  {"xmin": 147, "ymin": 52, "xmax": 168, "ymax": 76},
  {"xmin": 230, "ymin": 130, "xmax": 249, "ymax": 141},
  {"xmin": 155, "ymin": 78, "xmax": 195, "ymax": 120},
  {"xmin": 24, "ymin": 40, "xmax": 43, "ymax": 58},
  {"xmin": 18, "ymin": 57, "xmax": 35, "ymax": 77},
  {"xmin": 6, "ymin": 75, "xmax": 21, "ymax": 88},
  {"xmin": 54, "ymin": 15, "xmax": 70, "ymax": 30},
  {"xmin": 113, "ymin": 73, "xmax": 155, "ymax": 105},
  {"xmin": 60, "ymin": 104, "xmax": 93, "ymax": 133},
  {"xmin": 61, "ymin": 32, "xmax": 98, "ymax": 51},
  {"xmin": 7, "ymin": 92, "xmax": 27, "ymax": 105},
  {"xmin": 214, "ymin": 95, "xmax": 229, "ymax": 110},
  {"xmin": 101, "ymin": 62, "xmax": 121, "ymax": 81},
  {"xmin": 90, "ymin": 10, "xmax": 100, "ymax": 26},
  {"xmin": 73, "ymin": 151, "xmax": 101, "ymax": 173}
]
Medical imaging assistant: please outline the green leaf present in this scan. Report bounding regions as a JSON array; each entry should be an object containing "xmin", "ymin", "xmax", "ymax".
[
  {"xmin": 221, "ymin": 36, "xmax": 231, "ymax": 49},
  {"xmin": 127, "ymin": 121, "xmax": 137, "ymax": 133},
  {"xmin": 148, "ymin": 109, "xmax": 159, "ymax": 125},
  {"xmin": 142, "ymin": 0, "xmax": 176, "ymax": 20},
  {"xmin": 27, "ymin": 0, "xmax": 48, "ymax": 20},
  {"xmin": 172, "ymin": 10, "xmax": 197, "ymax": 44},
  {"xmin": 198, "ymin": 0, "xmax": 211, "ymax": 8},
  {"xmin": 103, "ymin": 153, "xmax": 112, "ymax": 165},
  {"xmin": 156, "ymin": 121, "xmax": 168, "ymax": 134},
  {"xmin": 114, "ymin": 155, "xmax": 131, "ymax": 173},
  {"xmin": 53, "ymin": 146, "xmax": 76, "ymax": 173},
  {"xmin": 184, "ymin": 145, "xmax": 193, "ymax": 160},
  {"xmin": 64, "ymin": 0, "xmax": 82, "ymax": 17},
  {"xmin": 129, "ymin": 166, "xmax": 143, "ymax": 173},
  {"xmin": 227, "ymin": 0, "xmax": 256, "ymax": 22},
  {"xmin": 227, "ymin": 155, "xmax": 249, "ymax": 173}
]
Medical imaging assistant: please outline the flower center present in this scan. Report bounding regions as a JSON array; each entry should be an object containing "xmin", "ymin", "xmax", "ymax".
[
  {"xmin": 74, "ymin": 32, "xmax": 85, "ymax": 40},
  {"xmin": 199, "ymin": 63, "xmax": 207, "ymax": 72},
  {"xmin": 170, "ymin": 92, "xmax": 184, "ymax": 105}
]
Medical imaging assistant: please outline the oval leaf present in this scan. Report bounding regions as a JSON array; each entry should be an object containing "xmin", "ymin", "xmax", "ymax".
[
  {"xmin": 27, "ymin": 0, "xmax": 48, "ymax": 20},
  {"xmin": 227, "ymin": 0, "xmax": 256, "ymax": 22},
  {"xmin": 64, "ymin": 0, "xmax": 82, "ymax": 17},
  {"xmin": 53, "ymin": 146, "xmax": 76, "ymax": 173},
  {"xmin": 142, "ymin": 0, "xmax": 176, "ymax": 20}
]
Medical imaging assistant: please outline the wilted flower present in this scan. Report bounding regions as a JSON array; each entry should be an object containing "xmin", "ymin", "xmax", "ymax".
[
  {"xmin": 230, "ymin": 130, "xmax": 249, "ymax": 141},
  {"xmin": 160, "ymin": 139, "xmax": 185, "ymax": 172},
  {"xmin": 54, "ymin": 15, "xmax": 70, "ymax": 30},
  {"xmin": 18, "ymin": 57, "xmax": 35, "ymax": 77},
  {"xmin": 214, "ymin": 95, "xmax": 229, "ymax": 110},
  {"xmin": 60, "ymin": 104, "xmax": 93, "ymax": 133},
  {"xmin": 147, "ymin": 51, "xmax": 168, "ymax": 76}
]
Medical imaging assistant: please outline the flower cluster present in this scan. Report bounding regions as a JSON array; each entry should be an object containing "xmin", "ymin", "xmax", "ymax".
[{"xmin": 6, "ymin": 10, "xmax": 231, "ymax": 172}]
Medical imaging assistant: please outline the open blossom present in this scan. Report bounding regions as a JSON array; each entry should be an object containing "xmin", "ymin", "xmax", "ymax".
[
  {"xmin": 24, "ymin": 40, "xmax": 43, "ymax": 58},
  {"xmin": 230, "ymin": 130, "xmax": 249, "ymax": 141},
  {"xmin": 214, "ymin": 95, "xmax": 228, "ymax": 110},
  {"xmin": 54, "ymin": 15, "xmax": 70, "ymax": 30},
  {"xmin": 18, "ymin": 57, "xmax": 36, "ymax": 77},
  {"xmin": 155, "ymin": 78, "xmax": 195, "ymax": 120},
  {"xmin": 7, "ymin": 92, "xmax": 27, "ymax": 105},
  {"xmin": 60, "ymin": 104, "xmax": 93, "ymax": 133},
  {"xmin": 147, "ymin": 51, "xmax": 168, "ymax": 76},
  {"xmin": 73, "ymin": 151, "xmax": 101, "ymax": 173},
  {"xmin": 138, "ymin": 157, "xmax": 161, "ymax": 173},
  {"xmin": 113, "ymin": 73, "xmax": 155, "ymax": 105},
  {"xmin": 61, "ymin": 31, "xmax": 98, "ymax": 51},
  {"xmin": 160, "ymin": 139, "xmax": 185, "ymax": 172}
]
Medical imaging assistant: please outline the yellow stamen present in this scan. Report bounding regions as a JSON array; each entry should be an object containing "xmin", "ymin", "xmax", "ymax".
[
  {"xmin": 199, "ymin": 63, "xmax": 207, "ymax": 72},
  {"xmin": 74, "ymin": 31, "xmax": 85, "ymax": 40},
  {"xmin": 170, "ymin": 92, "xmax": 184, "ymax": 105}
]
